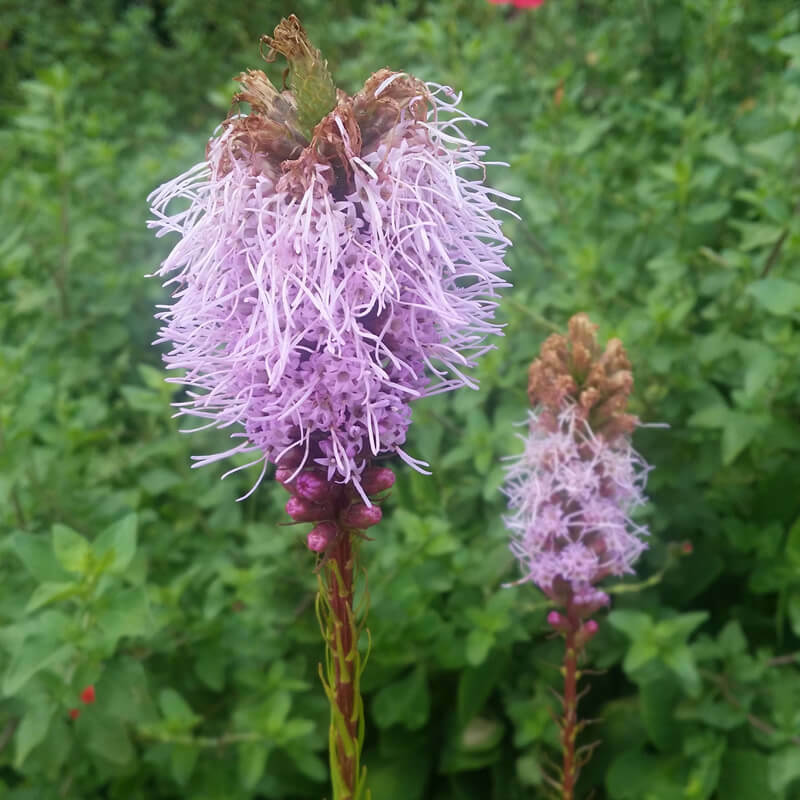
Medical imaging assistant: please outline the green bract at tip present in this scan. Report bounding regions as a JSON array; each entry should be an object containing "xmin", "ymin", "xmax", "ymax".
[{"xmin": 261, "ymin": 15, "xmax": 337, "ymax": 141}]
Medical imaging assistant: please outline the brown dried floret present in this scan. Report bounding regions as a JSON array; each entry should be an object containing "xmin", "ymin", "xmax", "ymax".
[{"xmin": 527, "ymin": 313, "xmax": 637, "ymax": 441}]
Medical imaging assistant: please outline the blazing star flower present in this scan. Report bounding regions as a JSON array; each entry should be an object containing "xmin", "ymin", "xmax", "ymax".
[
  {"xmin": 148, "ymin": 20, "xmax": 512, "ymax": 500},
  {"xmin": 502, "ymin": 314, "xmax": 650, "ymax": 614}
]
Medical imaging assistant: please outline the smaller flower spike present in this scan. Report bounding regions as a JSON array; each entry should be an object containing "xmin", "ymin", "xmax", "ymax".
[
  {"xmin": 504, "ymin": 313, "xmax": 651, "ymax": 609},
  {"xmin": 502, "ymin": 313, "xmax": 654, "ymax": 800},
  {"xmin": 80, "ymin": 685, "xmax": 96, "ymax": 704}
]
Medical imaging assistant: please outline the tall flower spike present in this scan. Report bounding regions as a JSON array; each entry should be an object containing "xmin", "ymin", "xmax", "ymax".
[
  {"xmin": 502, "ymin": 313, "xmax": 652, "ymax": 799},
  {"xmin": 148, "ymin": 19, "xmax": 512, "ymax": 500},
  {"xmin": 148, "ymin": 17, "xmax": 512, "ymax": 800}
]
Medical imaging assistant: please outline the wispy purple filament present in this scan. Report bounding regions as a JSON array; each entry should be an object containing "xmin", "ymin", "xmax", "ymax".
[{"xmin": 503, "ymin": 405, "xmax": 650, "ymax": 606}]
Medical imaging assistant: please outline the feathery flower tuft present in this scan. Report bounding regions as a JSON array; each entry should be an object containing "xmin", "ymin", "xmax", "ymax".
[
  {"xmin": 503, "ymin": 403, "xmax": 649, "ymax": 611},
  {"xmin": 148, "ymin": 22, "xmax": 512, "ymax": 498},
  {"xmin": 503, "ymin": 314, "xmax": 650, "ymax": 613}
]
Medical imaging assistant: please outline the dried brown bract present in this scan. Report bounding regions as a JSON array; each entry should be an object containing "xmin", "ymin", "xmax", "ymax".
[{"xmin": 527, "ymin": 313, "xmax": 637, "ymax": 440}]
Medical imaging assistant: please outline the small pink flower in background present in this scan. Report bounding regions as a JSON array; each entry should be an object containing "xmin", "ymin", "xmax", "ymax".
[
  {"xmin": 80, "ymin": 685, "xmax": 96, "ymax": 704},
  {"xmin": 489, "ymin": 0, "xmax": 546, "ymax": 8}
]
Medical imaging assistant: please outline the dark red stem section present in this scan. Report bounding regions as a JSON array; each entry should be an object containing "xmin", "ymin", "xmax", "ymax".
[
  {"xmin": 327, "ymin": 526, "xmax": 357, "ymax": 794},
  {"xmin": 561, "ymin": 606, "xmax": 581, "ymax": 800}
]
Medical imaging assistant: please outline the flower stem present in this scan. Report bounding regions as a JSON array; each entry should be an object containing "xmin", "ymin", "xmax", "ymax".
[
  {"xmin": 317, "ymin": 528, "xmax": 369, "ymax": 800},
  {"xmin": 560, "ymin": 606, "xmax": 581, "ymax": 800}
]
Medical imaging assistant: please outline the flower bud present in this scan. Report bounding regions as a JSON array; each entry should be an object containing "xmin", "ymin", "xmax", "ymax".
[
  {"xmin": 341, "ymin": 503, "xmax": 382, "ymax": 529},
  {"xmin": 547, "ymin": 610, "xmax": 565, "ymax": 628},
  {"xmin": 296, "ymin": 471, "xmax": 333, "ymax": 503},
  {"xmin": 69, "ymin": 708, "xmax": 80, "ymax": 720},
  {"xmin": 286, "ymin": 496, "xmax": 330, "ymax": 522},
  {"xmin": 80, "ymin": 685, "xmax": 96, "ymax": 705},
  {"xmin": 575, "ymin": 618, "xmax": 599, "ymax": 648},
  {"xmin": 361, "ymin": 467, "xmax": 395, "ymax": 495},
  {"xmin": 307, "ymin": 521, "xmax": 338, "ymax": 552}
]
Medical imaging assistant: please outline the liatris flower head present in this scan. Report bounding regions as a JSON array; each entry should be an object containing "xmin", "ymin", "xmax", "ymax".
[
  {"xmin": 503, "ymin": 314, "xmax": 650, "ymax": 615},
  {"xmin": 148, "ymin": 16, "xmax": 511, "ymax": 503}
]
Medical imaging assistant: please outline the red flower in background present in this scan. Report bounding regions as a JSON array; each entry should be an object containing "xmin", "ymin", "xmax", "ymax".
[
  {"xmin": 80, "ymin": 685, "xmax": 96, "ymax": 704},
  {"xmin": 489, "ymin": 0, "xmax": 546, "ymax": 8}
]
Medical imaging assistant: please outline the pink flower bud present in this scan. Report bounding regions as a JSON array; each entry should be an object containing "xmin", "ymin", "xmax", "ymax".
[
  {"xmin": 307, "ymin": 521, "xmax": 338, "ymax": 552},
  {"xmin": 575, "ymin": 618, "xmax": 600, "ymax": 648},
  {"xmin": 547, "ymin": 611, "xmax": 564, "ymax": 628},
  {"xmin": 296, "ymin": 472, "xmax": 333, "ymax": 503},
  {"xmin": 361, "ymin": 467, "xmax": 395, "ymax": 495},
  {"xmin": 286, "ymin": 496, "xmax": 330, "ymax": 523},
  {"xmin": 341, "ymin": 503, "xmax": 382, "ymax": 529}
]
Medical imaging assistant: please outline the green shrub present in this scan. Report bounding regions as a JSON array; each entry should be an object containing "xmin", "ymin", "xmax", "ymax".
[{"xmin": 1, "ymin": 1, "xmax": 799, "ymax": 797}]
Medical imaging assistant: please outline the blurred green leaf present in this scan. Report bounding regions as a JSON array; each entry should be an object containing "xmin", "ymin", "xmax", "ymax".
[
  {"xmin": 94, "ymin": 513, "xmax": 138, "ymax": 574},
  {"xmin": 14, "ymin": 699, "xmax": 54, "ymax": 769},
  {"xmin": 239, "ymin": 742, "xmax": 269, "ymax": 791},
  {"xmin": 372, "ymin": 666, "xmax": 430, "ymax": 731},
  {"xmin": 51, "ymin": 524, "xmax": 90, "ymax": 574},
  {"xmin": 768, "ymin": 746, "xmax": 800, "ymax": 793},
  {"xmin": 25, "ymin": 581, "xmax": 80, "ymax": 613},
  {"xmin": 2, "ymin": 640, "xmax": 73, "ymax": 696},
  {"xmin": 746, "ymin": 279, "xmax": 800, "ymax": 316}
]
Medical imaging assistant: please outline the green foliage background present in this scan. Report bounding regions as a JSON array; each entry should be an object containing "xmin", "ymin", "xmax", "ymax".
[{"xmin": 2, "ymin": 0, "xmax": 800, "ymax": 797}]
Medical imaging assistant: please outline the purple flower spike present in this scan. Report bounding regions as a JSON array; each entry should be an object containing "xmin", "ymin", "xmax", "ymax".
[
  {"xmin": 503, "ymin": 314, "xmax": 653, "ymax": 615},
  {"xmin": 341, "ymin": 503, "xmax": 382, "ymax": 530},
  {"xmin": 148, "ymin": 62, "xmax": 512, "ymax": 498}
]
